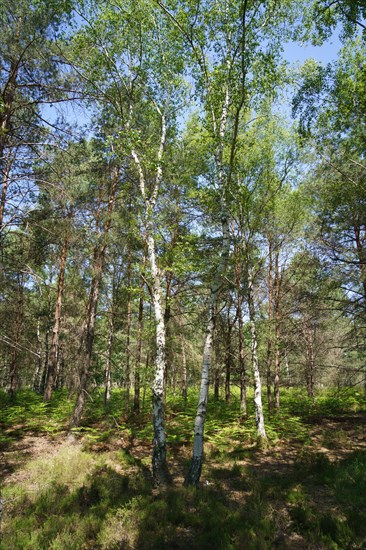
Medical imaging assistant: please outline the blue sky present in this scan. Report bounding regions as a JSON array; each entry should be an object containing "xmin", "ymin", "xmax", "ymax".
[{"xmin": 283, "ymin": 31, "xmax": 341, "ymax": 65}]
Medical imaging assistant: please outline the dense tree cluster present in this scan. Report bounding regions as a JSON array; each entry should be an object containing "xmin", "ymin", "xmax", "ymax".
[{"xmin": 0, "ymin": 0, "xmax": 364, "ymax": 485}]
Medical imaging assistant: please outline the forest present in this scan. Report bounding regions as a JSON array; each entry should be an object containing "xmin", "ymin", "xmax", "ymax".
[{"xmin": 0, "ymin": 0, "xmax": 365, "ymax": 548}]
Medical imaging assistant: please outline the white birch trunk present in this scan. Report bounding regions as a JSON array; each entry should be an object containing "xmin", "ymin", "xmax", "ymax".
[
  {"xmin": 147, "ymin": 226, "xmax": 170, "ymax": 485},
  {"xmin": 248, "ymin": 267, "xmax": 267, "ymax": 444},
  {"xmin": 185, "ymin": 68, "xmax": 231, "ymax": 486},
  {"xmin": 132, "ymin": 111, "xmax": 170, "ymax": 485},
  {"xmin": 185, "ymin": 200, "xmax": 231, "ymax": 486}
]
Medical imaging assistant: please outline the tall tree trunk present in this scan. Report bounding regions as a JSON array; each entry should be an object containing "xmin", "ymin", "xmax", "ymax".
[
  {"xmin": 247, "ymin": 267, "xmax": 267, "ymax": 444},
  {"xmin": 213, "ymin": 324, "xmax": 221, "ymax": 400},
  {"xmin": 39, "ymin": 310, "xmax": 51, "ymax": 395},
  {"xmin": 235, "ymin": 253, "xmax": 247, "ymax": 416},
  {"xmin": 132, "ymin": 112, "xmax": 170, "ymax": 486},
  {"xmin": 104, "ymin": 315, "xmax": 114, "ymax": 405},
  {"xmin": 0, "ymin": 61, "xmax": 17, "ymax": 165},
  {"xmin": 7, "ymin": 274, "xmax": 24, "ymax": 397},
  {"xmin": 266, "ymin": 241, "xmax": 273, "ymax": 412},
  {"xmin": 238, "ymin": 294, "xmax": 247, "ymax": 417},
  {"xmin": 44, "ymin": 226, "xmax": 70, "ymax": 401},
  {"xmin": 134, "ymin": 252, "xmax": 146, "ymax": 413},
  {"xmin": 125, "ymin": 255, "xmax": 132, "ymax": 411},
  {"xmin": 0, "ymin": 152, "xmax": 12, "ymax": 235},
  {"xmin": 163, "ymin": 269, "xmax": 173, "ymax": 399},
  {"xmin": 225, "ymin": 314, "xmax": 232, "ymax": 402},
  {"xmin": 70, "ymin": 167, "xmax": 118, "ymax": 429},
  {"xmin": 304, "ymin": 319, "xmax": 315, "ymax": 398},
  {"xmin": 180, "ymin": 331, "xmax": 188, "ymax": 402},
  {"xmin": 146, "ymin": 227, "xmax": 170, "ymax": 485},
  {"xmin": 0, "ymin": 59, "xmax": 18, "ymax": 240},
  {"xmin": 184, "ymin": 311, "xmax": 215, "ymax": 486},
  {"xmin": 273, "ymin": 249, "xmax": 281, "ymax": 410},
  {"xmin": 185, "ymin": 212, "xmax": 230, "ymax": 486},
  {"xmin": 185, "ymin": 77, "xmax": 232, "ymax": 486},
  {"xmin": 55, "ymin": 346, "xmax": 65, "ymax": 390},
  {"xmin": 33, "ymin": 318, "xmax": 43, "ymax": 392}
]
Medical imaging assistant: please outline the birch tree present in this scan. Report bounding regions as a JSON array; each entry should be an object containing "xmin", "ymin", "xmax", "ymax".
[
  {"xmin": 67, "ymin": 0, "xmax": 185, "ymax": 483},
  {"xmin": 156, "ymin": 0, "xmax": 297, "ymax": 485}
]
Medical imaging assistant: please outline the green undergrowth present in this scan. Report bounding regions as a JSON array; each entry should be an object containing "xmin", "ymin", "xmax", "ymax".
[
  {"xmin": 2, "ymin": 443, "xmax": 366, "ymax": 549},
  {"xmin": 1, "ymin": 387, "xmax": 365, "ymax": 549},
  {"xmin": 1, "ymin": 387, "xmax": 364, "ymax": 449}
]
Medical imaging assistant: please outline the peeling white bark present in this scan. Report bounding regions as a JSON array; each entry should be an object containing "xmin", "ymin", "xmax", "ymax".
[{"xmin": 132, "ymin": 111, "xmax": 170, "ymax": 485}]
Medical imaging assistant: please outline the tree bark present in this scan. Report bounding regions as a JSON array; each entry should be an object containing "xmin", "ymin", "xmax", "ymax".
[
  {"xmin": 213, "ymin": 328, "xmax": 221, "ymax": 400},
  {"xmin": 44, "ymin": 224, "xmax": 70, "ymax": 401},
  {"xmin": 184, "ymin": 312, "xmax": 214, "ymax": 486},
  {"xmin": 0, "ymin": 61, "xmax": 17, "ymax": 163},
  {"xmin": 180, "ymin": 330, "xmax": 188, "ymax": 402},
  {"xmin": 304, "ymin": 319, "xmax": 315, "ymax": 398},
  {"xmin": 185, "ymin": 212, "xmax": 230, "ymax": 486},
  {"xmin": 104, "ymin": 315, "xmax": 114, "ymax": 405},
  {"xmin": 273, "ymin": 248, "xmax": 281, "ymax": 410},
  {"xmin": 70, "ymin": 167, "xmax": 118, "ymax": 429},
  {"xmin": 125, "ymin": 254, "xmax": 132, "ymax": 411},
  {"xmin": 146, "ymin": 226, "xmax": 170, "ymax": 485},
  {"xmin": 0, "ymin": 152, "xmax": 12, "ymax": 235},
  {"xmin": 266, "ymin": 241, "xmax": 273, "ymax": 412},
  {"xmin": 185, "ymin": 69, "xmax": 232, "ymax": 487},
  {"xmin": 235, "ymin": 251, "xmax": 247, "ymax": 416},
  {"xmin": 7, "ymin": 274, "xmax": 24, "ymax": 397},
  {"xmin": 134, "ymin": 252, "xmax": 146, "ymax": 413},
  {"xmin": 163, "ymin": 269, "xmax": 173, "ymax": 399},
  {"xmin": 33, "ymin": 318, "xmax": 43, "ymax": 393},
  {"xmin": 238, "ymin": 294, "xmax": 247, "ymax": 417},
  {"xmin": 132, "ymin": 111, "xmax": 170, "ymax": 486},
  {"xmin": 225, "ymin": 313, "xmax": 232, "ymax": 402},
  {"xmin": 247, "ymin": 267, "xmax": 267, "ymax": 444}
]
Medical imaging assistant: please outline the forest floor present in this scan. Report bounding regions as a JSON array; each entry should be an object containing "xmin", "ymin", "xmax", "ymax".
[{"xmin": 0, "ymin": 388, "xmax": 366, "ymax": 549}]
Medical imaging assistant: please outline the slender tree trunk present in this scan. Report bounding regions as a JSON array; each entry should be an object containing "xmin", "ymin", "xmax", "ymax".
[
  {"xmin": 55, "ymin": 346, "xmax": 65, "ymax": 390},
  {"xmin": 39, "ymin": 313, "xmax": 51, "ymax": 395},
  {"xmin": 238, "ymin": 297, "xmax": 247, "ymax": 417},
  {"xmin": 7, "ymin": 274, "xmax": 24, "ymax": 397},
  {"xmin": 266, "ymin": 241, "xmax": 273, "ymax": 412},
  {"xmin": 184, "ymin": 312, "xmax": 214, "ymax": 486},
  {"xmin": 185, "ymin": 211, "xmax": 230, "ymax": 486},
  {"xmin": 304, "ymin": 320, "xmax": 315, "ymax": 398},
  {"xmin": 273, "ymin": 249, "xmax": 281, "ymax": 410},
  {"xmin": 163, "ymin": 270, "xmax": 173, "ymax": 399},
  {"xmin": 70, "ymin": 167, "xmax": 118, "ymax": 429},
  {"xmin": 180, "ymin": 331, "xmax": 188, "ymax": 402},
  {"xmin": 44, "ymin": 229, "xmax": 70, "ymax": 401},
  {"xmin": 134, "ymin": 253, "xmax": 146, "ymax": 413},
  {"xmin": 104, "ymin": 316, "xmax": 114, "ymax": 405},
  {"xmin": 70, "ymin": 258, "xmax": 102, "ymax": 428},
  {"xmin": 247, "ymin": 267, "xmax": 267, "ymax": 444},
  {"xmin": 235, "ymin": 254, "xmax": 247, "ymax": 416},
  {"xmin": 132, "ymin": 113, "xmax": 170, "ymax": 486},
  {"xmin": 33, "ymin": 318, "xmax": 43, "ymax": 392},
  {"xmin": 213, "ymin": 325, "xmax": 221, "ymax": 400},
  {"xmin": 125, "ymin": 255, "xmax": 132, "ymax": 411},
  {"xmin": 0, "ymin": 152, "xmax": 12, "ymax": 234},
  {"xmin": 285, "ymin": 348, "xmax": 291, "ymax": 386},
  {"xmin": 0, "ymin": 60, "xmax": 17, "ymax": 167},
  {"xmin": 185, "ymin": 78, "xmax": 232, "ymax": 485},
  {"xmin": 0, "ymin": 59, "xmax": 18, "ymax": 242},
  {"xmin": 225, "ymin": 316, "xmax": 232, "ymax": 402}
]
